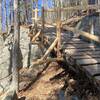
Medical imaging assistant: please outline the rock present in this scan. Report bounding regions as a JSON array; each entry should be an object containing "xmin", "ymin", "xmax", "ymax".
[
  {"xmin": 0, "ymin": 90, "xmax": 18, "ymax": 100},
  {"xmin": 19, "ymin": 81, "xmax": 31, "ymax": 91},
  {"xmin": 0, "ymin": 86, "xmax": 4, "ymax": 94},
  {"xmin": 68, "ymin": 79, "xmax": 76, "ymax": 88},
  {"xmin": 0, "ymin": 35, "xmax": 11, "ymax": 92},
  {"xmin": 20, "ymin": 27, "xmax": 30, "ymax": 67},
  {"xmin": 30, "ymin": 44, "xmax": 42, "ymax": 61},
  {"xmin": 65, "ymin": 79, "xmax": 78, "ymax": 100}
]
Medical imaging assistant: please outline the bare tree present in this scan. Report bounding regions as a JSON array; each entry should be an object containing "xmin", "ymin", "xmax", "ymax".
[
  {"xmin": 12, "ymin": 0, "xmax": 20, "ymax": 92},
  {"xmin": 0, "ymin": 0, "xmax": 1, "ymax": 32},
  {"xmin": 24, "ymin": 0, "xmax": 28, "ymax": 24}
]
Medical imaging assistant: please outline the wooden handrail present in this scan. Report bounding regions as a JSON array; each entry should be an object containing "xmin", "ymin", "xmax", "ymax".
[
  {"xmin": 43, "ymin": 4, "xmax": 100, "ymax": 12},
  {"xmin": 63, "ymin": 25, "xmax": 100, "ymax": 43}
]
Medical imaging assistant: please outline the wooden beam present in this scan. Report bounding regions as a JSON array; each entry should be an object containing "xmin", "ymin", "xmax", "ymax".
[
  {"xmin": 62, "ymin": 16, "xmax": 85, "ymax": 25},
  {"xmin": 30, "ymin": 57, "xmax": 63, "ymax": 67},
  {"xmin": 44, "ymin": 5, "xmax": 100, "ymax": 12},
  {"xmin": 20, "ymin": 25, "xmax": 32, "ymax": 29},
  {"xmin": 44, "ymin": 16, "xmax": 85, "ymax": 27},
  {"xmin": 33, "ymin": 9, "xmax": 40, "ymax": 12},
  {"xmin": 42, "ymin": 38, "xmax": 58, "ymax": 59},
  {"xmin": 0, "ymin": 32, "xmax": 7, "ymax": 35},
  {"xmin": 31, "ymin": 30, "xmax": 41, "ymax": 43},
  {"xmin": 63, "ymin": 25, "xmax": 100, "ymax": 43},
  {"xmin": 41, "ymin": 7, "xmax": 45, "ymax": 43}
]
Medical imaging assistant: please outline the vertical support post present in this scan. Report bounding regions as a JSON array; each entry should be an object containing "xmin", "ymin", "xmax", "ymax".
[
  {"xmin": 41, "ymin": 6, "xmax": 45, "ymax": 43},
  {"xmin": 98, "ymin": 0, "xmax": 100, "ymax": 11},
  {"xmin": 56, "ymin": 7, "xmax": 61, "ymax": 58},
  {"xmin": 34, "ymin": 0, "xmax": 38, "ymax": 34},
  {"xmin": 35, "ymin": 0, "xmax": 38, "ymax": 24}
]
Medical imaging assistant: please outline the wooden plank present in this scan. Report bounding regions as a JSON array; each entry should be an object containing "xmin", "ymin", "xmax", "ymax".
[
  {"xmin": 64, "ymin": 39, "xmax": 89, "ymax": 44},
  {"xmin": 74, "ymin": 54, "xmax": 100, "ymax": 59},
  {"xmin": 72, "ymin": 51, "xmax": 100, "ymax": 58},
  {"xmin": 66, "ymin": 48, "xmax": 100, "ymax": 52},
  {"xmin": 65, "ymin": 41, "xmax": 88, "ymax": 44},
  {"xmin": 77, "ymin": 58, "xmax": 100, "ymax": 65},
  {"xmin": 65, "ymin": 45, "xmax": 100, "ymax": 51},
  {"xmin": 83, "ymin": 64, "xmax": 100, "ymax": 76},
  {"xmin": 65, "ymin": 48, "xmax": 100, "ymax": 57},
  {"xmin": 70, "ymin": 43, "xmax": 97, "ymax": 47},
  {"xmin": 95, "ymin": 76, "xmax": 100, "ymax": 81}
]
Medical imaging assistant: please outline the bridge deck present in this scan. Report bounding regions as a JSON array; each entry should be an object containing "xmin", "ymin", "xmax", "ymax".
[{"xmin": 64, "ymin": 36, "xmax": 100, "ymax": 80}]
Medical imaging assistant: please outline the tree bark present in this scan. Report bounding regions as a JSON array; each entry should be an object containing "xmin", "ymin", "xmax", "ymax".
[
  {"xmin": 0, "ymin": 1, "xmax": 1, "ymax": 32},
  {"xmin": 24, "ymin": 0, "xmax": 28, "ymax": 24},
  {"xmin": 12, "ymin": 0, "xmax": 20, "ymax": 92}
]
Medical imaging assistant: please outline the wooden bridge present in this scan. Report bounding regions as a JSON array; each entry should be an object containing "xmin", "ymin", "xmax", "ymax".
[{"xmin": 27, "ymin": 1, "xmax": 100, "ymax": 91}]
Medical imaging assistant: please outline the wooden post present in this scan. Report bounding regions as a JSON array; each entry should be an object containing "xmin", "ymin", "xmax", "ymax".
[
  {"xmin": 35, "ymin": 0, "xmax": 38, "ymax": 24},
  {"xmin": 34, "ymin": 0, "xmax": 38, "ymax": 34},
  {"xmin": 41, "ymin": 6, "xmax": 45, "ymax": 43},
  {"xmin": 56, "ymin": 7, "xmax": 61, "ymax": 58}
]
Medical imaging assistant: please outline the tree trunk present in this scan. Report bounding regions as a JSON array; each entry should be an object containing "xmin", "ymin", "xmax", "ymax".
[
  {"xmin": 12, "ymin": 0, "xmax": 20, "ymax": 92},
  {"xmin": 0, "ymin": 1, "xmax": 1, "ymax": 32},
  {"xmin": 24, "ymin": 0, "xmax": 28, "ymax": 24}
]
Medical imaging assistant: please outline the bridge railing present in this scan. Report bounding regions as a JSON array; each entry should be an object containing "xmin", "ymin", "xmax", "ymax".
[{"xmin": 40, "ymin": 4, "xmax": 100, "ymax": 25}]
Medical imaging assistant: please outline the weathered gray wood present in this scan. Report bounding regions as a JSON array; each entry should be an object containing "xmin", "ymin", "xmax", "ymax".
[
  {"xmin": 83, "ymin": 64, "xmax": 100, "ymax": 76},
  {"xmin": 65, "ymin": 44, "xmax": 98, "ymax": 49},
  {"xmin": 66, "ymin": 43, "xmax": 97, "ymax": 48},
  {"xmin": 77, "ymin": 58, "xmax": 100, "ymax": 65},
  {"xmin": 73, "ymin": 54, "xmax": 100, "ymax": 59},
  {"xmin": 65, "ymin": 50, "xmax": 100, "ymax": 59},
  {"xmin": 72, "ymin": 51, "xmax": 100, "ymax": 56},
  {"xmin": 95, "ymin": 76, "xmax": 100, "ymax": 81},
  {"xmin": 65, "ymin": 48, "xmax": 100, "ymax": 52}
]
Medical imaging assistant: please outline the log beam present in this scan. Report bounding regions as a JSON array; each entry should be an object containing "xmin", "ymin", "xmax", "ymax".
[
  {"xmin": 42, "ymin": 38, "xmax": 58, "ymax": 60},
  {"xmin": 63, "ymin": 25, "xmax": 100, "ymax": 43},
  {"xmin": 31, "ymin": 30, "xmax": 41, "ymax": 43},
  {"xmin": 30, "ymin": 57, "xmax": 64, "ymax": 67}
]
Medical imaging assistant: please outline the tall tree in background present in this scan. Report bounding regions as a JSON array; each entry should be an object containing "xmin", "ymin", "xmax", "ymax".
[
  {"xmin": 0, "ymin": 0, "xmax": 1, "ymax": 32},
  {"xmin": 24, "ymin": 0, "xmax": 28, "ymax": 24},
  {"xmin": 12, "ymin": 0, "xmax": 20, "ymax": 92}
]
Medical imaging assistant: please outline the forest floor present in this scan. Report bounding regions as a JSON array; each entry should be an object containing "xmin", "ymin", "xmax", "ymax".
[
  {"xmin": 18, "ymin": 62, "xmax": 66, "ymax": 100},
  {"xmin": 18, "ymin": 61, "xmax": 99, "ymax": 100}
]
